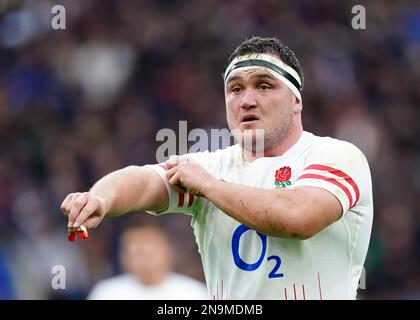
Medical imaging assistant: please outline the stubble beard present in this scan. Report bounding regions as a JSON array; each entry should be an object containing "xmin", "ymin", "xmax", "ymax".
[
  {"xmin": 235, "ymin": 112, "xmax": 293, "ymax": 156},
  {"xmin": 263, "ymin": 111, "xmax": 293, "ymax": 154}
]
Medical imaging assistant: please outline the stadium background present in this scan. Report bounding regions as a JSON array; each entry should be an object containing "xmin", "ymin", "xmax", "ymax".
[{"xmin": 0, "ymin": 0, "xmax": 419, "ymax": 299}]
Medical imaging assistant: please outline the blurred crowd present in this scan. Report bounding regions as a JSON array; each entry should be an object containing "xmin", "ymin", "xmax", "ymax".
[{"xmin": 0, "ymin": 0, "xmax": 419, "ymax": 299}]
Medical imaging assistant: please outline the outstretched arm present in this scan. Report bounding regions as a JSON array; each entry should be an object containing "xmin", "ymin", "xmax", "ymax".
[{"xmin": 61, "ymin": 166, "xmax": 168, "ymax": 229}]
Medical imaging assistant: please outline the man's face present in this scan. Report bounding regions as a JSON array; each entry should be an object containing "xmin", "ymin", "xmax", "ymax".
[
  {"xmin": 121, "ymin": 227, "xmax": 173, "ymax": 285},
  {"xmin": 224, "ymin": 58, "xmax": 301, "ymax": 152}
]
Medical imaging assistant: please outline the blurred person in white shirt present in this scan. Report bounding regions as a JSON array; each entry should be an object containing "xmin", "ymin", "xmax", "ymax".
[{"xmin": 87, "ymin": 223, "xmax": 208, "ymax": 300}]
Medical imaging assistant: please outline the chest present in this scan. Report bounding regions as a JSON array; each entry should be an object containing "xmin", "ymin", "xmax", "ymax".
[
  {"xmin": 194, "ymin": 158, "xmax": 307, "ymax": 249},
  {"xmin": 219, "ymin": 158, "xmax": 306, "ymax": 190}
]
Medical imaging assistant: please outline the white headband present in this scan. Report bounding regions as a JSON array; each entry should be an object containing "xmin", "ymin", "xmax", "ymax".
[{"xmin": 224, "ymin": 53, "xmax": 302, "ymax": 100}]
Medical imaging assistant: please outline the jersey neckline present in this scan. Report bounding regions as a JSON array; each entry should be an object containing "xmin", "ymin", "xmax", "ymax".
[{"xmin": 234, "ymin": 131, "xmax": 314, "ymax": 166}]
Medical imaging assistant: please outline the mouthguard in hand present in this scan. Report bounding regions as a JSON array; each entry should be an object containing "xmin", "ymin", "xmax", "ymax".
[{"xmin": 67, "ymin": 225, "xmax": 89, "ymax": 242}]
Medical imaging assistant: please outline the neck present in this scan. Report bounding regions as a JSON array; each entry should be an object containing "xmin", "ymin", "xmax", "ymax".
[
  {"xmin": 135, "ymin": 272, "xmax": 168, "ymax": 286},
  {"xmin": 242, "ymin": 124, "xmax": 303, "ymax": 162}
]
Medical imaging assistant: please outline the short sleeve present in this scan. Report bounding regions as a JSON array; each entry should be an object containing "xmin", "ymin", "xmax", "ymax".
[
  {"xmin": 144, "ymin": 150, "xmax": 213, "ymax": 216},
  {"xmin": 293, "ymin": 140, "xmax": 372, "ymax": 215},
  {"xmin": 144, "ymin": 164, "xmax": 198, "ymax": 216}
]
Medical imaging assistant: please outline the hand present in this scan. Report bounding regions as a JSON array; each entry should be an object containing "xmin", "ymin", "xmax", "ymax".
[
  {"xmin": 165, "ymin": 156, "xmax": 216, "ymax": 196},
  {"xmin": 60, "ymin": 192, "xmax": 109, "ymax": 229}
]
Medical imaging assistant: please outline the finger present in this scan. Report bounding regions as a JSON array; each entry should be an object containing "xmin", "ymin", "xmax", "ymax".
[
  {"xmin": 73, "ymin": 199, "xmax": 100, "ymax": 228},
  {"xmin": 82, "ymin": 216, "xmax": 103, "ymax": 230},
  {"xmin": 165, "ymin": 165, "xmax": 179, "ymax": 180},
  {"xmin": 168, "ymin": 172, "xmax": 187, "ymax": 193},
  {"xmin": 67, "ymin": 193, "xmax": 89, "ymax": 227},
  {"xmin": 172, "ymin": 183, "xmax": 187, "ymax": 194},
  {"xmin": 61, "ymin": 193, "xmax": 79, "ymax": 216},
  {"xmin": 168, "ymin": 171, "xmax": 178, "ymax": 186},
  {"xmin": 165, "ymin": 156, "xmax": 181, "ymax": 169},
  {"xmin": 167, "ymin": 164, "xmax": 188, "ymax": 182},
  {"xmin": 165, "ymin": 162, "xmax": 177, "ymax": 170},
  {"xmin": 166, "ymin": 155, "xmax": 190, "ymax": 168}
]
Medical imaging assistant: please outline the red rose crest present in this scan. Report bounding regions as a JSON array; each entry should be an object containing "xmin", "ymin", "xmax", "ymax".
[{"xmin": 274, "ymin": 166, "xmax": 292, "ymax": 188}]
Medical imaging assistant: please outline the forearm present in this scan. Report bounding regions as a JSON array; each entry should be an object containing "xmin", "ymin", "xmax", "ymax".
[
  {"xmin": 202, "ymin": 179, "xmax": 307, "ymax": 238},
  {"xmin": 89, "ymin": 166, "xmax": 165, "ymax": 217}
]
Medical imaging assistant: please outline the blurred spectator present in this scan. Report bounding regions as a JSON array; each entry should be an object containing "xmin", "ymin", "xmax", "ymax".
[
  {"xmin": 87, "ymin": 223, "xmax": 208, "ymax": 300},
  {"xmin": 9, "ymin": 187, "xmax": 91, "ymax": 299},
  {"xmin": 70, "ymin": 38, "xmax": 136, "ymax": 110}
]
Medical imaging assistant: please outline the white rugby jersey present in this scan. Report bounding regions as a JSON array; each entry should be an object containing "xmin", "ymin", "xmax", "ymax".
[{"xmin": 146, "ymin": 131, "xmax": 373, "ymax": 300}]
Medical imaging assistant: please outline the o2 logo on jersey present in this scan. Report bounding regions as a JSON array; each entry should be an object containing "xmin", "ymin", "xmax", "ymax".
[{"xmin": 231, "ymin": 224, "xmax": 283, "ymax": 278}]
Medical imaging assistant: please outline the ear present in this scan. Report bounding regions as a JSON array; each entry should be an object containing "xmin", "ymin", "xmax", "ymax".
[{"xmin": 293, "ymin": 95, "xmax": 302, "ymax": 113}]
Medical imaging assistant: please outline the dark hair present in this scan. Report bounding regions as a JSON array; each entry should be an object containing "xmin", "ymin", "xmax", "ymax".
[{"xmin": 223, "ymin": 36, "xmax": 304, "ymax": 89}]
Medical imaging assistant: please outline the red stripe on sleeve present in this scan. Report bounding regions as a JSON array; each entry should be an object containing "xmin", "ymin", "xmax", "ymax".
[
  {"xmin": 178, "ymin": 193, "xmax": 185, "ymax": 207},
  {"xmin": 188, "ymin": 192, "xmax": 194, "ymax": 207},
  {"xmin": 303, "ymin": 164, "xmax": 360, "ymax": 207},
  {"xmin": 297, "ymin": 173, "xmax": 354, "ymax": 207}
]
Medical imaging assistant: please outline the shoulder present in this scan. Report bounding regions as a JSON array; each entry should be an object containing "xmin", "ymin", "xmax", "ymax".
[
  {"xmin": 306, "ymin": 133, "xmax": 369, "ymax": 166},
  {"xmin": 301, "ymin": 133, "xmax": 372, "ymax": 197},
  {"xmin": 299, "ymin": 132, "xmax": 372, "ymax": 192},
  {"xmin": 296, "ymin": 133, "xmax": 372, "ymax": 211}
]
